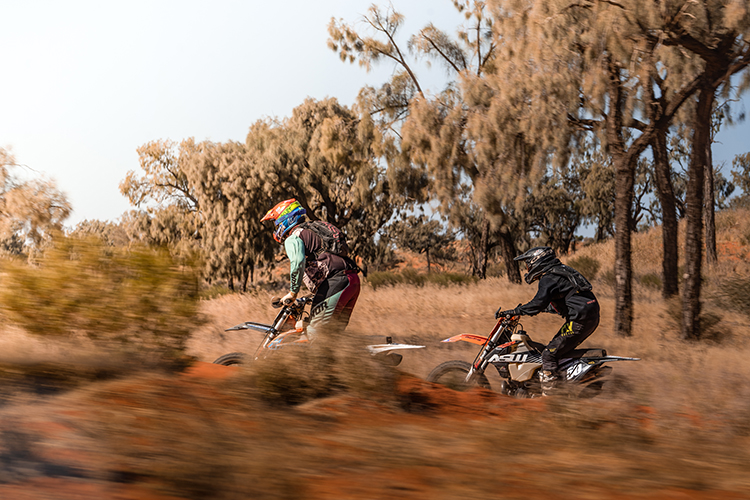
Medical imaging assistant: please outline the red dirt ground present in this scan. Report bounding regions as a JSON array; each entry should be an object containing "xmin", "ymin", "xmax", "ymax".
[{"xmin": 0, "ymin": 363, "xmax": 746, "ymax": 500}]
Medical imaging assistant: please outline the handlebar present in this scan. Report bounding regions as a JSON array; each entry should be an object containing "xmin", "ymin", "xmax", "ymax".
[{"xmin": 271, "ymin": 295, "xmax": 313, "ymax": 309}]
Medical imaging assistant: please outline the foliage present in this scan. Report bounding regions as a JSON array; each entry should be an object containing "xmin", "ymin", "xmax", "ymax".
[
  {"xmin": 713, "ymin": 276, "xmax": 750, "ymax": 318},
  {"xmin": 639, "ymin": 273, "xmax": 662, "ymax": 290},
  {"xmin": 523, "ymin": 172, "xmax": 583, "ymax": 254},
  {"xmin": 246, "ymin": 97, "xmax": 399, "ymax": 263},
  {"xmin": 67, "ymin": 218, "xmax": 132, "ymax": 247},
  {"xmin": 387, "ymin": 214, "xmax": 455, "ymax": 272},
  {"xmin": 0, "ymin": 148, "xmax": 71, "ymax": 256},
  {"xmin": 367, "ymin": 268, "xmax": 477, "ymax": 290},
  {"xmin": 184, "ymin": 140, "xmax": 275, "ymax": 291},
  {"xmin": 730, "ymin": 152, "xmax": 750, "ymax": 208},
  {"xmin": 122, "ymin": 139, "xmax": 276, "ymax": 290},
  {"xmin": 567, "ymin": 255, "xmax": 601, "ymax": 281},
  {"xmin": 121, "ymin": 98, "xmax": 401, "ymax": 287},
  {"xmin": 330, "ymin": 3, "xmax": 529, "ymax": 281},
  {"xmin": 248, "ymin": 334, "xmax": 399, "ymax": 406},
  {"xmin": 0, "ymin": 235, "xmax": 202, "ymax": 359}
]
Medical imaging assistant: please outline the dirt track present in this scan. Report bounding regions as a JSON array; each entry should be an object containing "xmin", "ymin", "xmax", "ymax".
[{"xmin": 0, "ymin": 362, "xmax": 747, "ymax": 500}]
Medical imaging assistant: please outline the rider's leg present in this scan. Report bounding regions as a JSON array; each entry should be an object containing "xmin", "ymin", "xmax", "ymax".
[
  {"xmin": 542, "ymin": 317, "xmax": 600, "ymax": 373},
  {"xmin": 307, "ymin": 272, "xmax": 360, "ymax": 339}
]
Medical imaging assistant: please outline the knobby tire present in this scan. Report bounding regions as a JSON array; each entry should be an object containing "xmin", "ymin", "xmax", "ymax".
[
  {"xmin": 427, "ymin": 360, "xmax": 491, "ymax": 391},
  {"xmin": 213, "ymin": 352, "xmax": 246, "ymax": 366}
]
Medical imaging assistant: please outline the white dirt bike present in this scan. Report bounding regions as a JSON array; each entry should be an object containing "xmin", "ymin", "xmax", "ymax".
[
  {"xmin": 213, "ymin": 295, "xmax": 424, "ymax": 366},
  {"xmin": 427, "ymin": 312, "xmax": 639, "ymax": 398}
]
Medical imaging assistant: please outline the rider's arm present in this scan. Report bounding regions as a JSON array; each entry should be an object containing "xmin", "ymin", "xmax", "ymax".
[
  {"xmin": 517, "ymin": 275, "xmax": 556, "ymax": 316},
  {"xmin": 284, "ymin": 233, "xmax": 306, "ymax": 294}
]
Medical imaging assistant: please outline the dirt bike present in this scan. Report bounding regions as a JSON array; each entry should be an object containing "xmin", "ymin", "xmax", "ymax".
[
  {"xmin": 213, "ymin": 295, "xmax": 424, "ymax": 366},
  {"xmin": 427, "ymin": 313, "xmax": 639, "ymax": 398}
]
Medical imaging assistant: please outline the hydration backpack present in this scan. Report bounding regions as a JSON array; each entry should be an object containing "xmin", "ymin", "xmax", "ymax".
[
  {"xmin": 547, "ymin": 264, "xmax": 593, "ymax": 293},
  {"xmin": 300, "ymin": 221, "xmax": 350, "ymax": 258}
]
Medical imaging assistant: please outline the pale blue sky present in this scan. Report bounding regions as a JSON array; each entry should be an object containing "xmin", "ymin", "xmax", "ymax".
[{"xmin": 1, "ymin": 1, "xmax": 748, "ymax": 227}]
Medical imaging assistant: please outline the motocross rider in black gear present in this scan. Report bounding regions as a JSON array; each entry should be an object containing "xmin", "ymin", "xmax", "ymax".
[{"xmin": 495, "ymin": 246, "xmax": 600, "ymax": 394}]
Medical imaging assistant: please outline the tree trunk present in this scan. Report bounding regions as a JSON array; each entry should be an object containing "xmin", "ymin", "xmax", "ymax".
[
  {"xmin": 250, "ymin": 263, "xmax": 255, "ymax": 287},
  {"xmin": 651, "ymin": 131, "xmax": 680, "ymax": 298},
  {"xmin": 682, "ymin": 86, "xmax": 712, "ymax": 340},
  {"xmin": 613, "ymin": 151, "xmax": 635, "ymax": 337},
  {"xmin": 498, "ymin": 229, "xmax": 521, "ymax": 284},
  {"xmin": 704, "ymin": 139, "xmax": 717, "ymax": 266},
  {"xmin": 476, "ymin": 216, "xmax": 490, "ymax": 279},
  {"xmin": 426, "ymin": 248, "xmax": 431, "ymax": 274}
]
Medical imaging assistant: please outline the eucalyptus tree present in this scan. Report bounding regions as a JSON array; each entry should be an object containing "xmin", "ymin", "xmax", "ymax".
[
  {"xmin": 487, "ymin": 0, "xmax": 721, "ymax": 337},
  {"xmin": 388, "ymin": 213, "xmax": 455, "ymax": 273},
  {"xmin": 0, "ymin": 148, "xmax": 71, "ymax": 256},
  {"xmin": 656, "ymin": 1, "xmax": 750, "ymax": 340},
  {"xmin": 329, "ymin": 2, "xmax": 533, "ymax": 281},
  {"xmin": 121, "ymin": 139, "xmax": 200, "ymax": 213},
  {"xmin": 121, "ymin": 139, "xmax": 273, "ymax": 290},
  {"xmin": 182, "ymin": 141, "xmax": 275, "ymax": 291},
  {"xmin": 245, "ymin": 97, "xmax": 398, "ymax": 262},
  {"xmin": 120, "ymin": 139, "xmax": 205, "ymax": 265}
]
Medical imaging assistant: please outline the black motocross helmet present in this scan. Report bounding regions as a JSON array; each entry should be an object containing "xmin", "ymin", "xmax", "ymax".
[{"xmin": 514, "ymin": 246, "xmax": 558, "ymax": 284}]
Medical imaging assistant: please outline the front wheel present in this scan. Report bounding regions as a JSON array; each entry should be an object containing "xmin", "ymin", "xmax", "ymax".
[
  {"xmin": 427, "ymin": 360, "xmax": 491, "ymax": 391},
  {"xmin": 213, "ymin": 352, "xmax": 246, "ymax": 366}
]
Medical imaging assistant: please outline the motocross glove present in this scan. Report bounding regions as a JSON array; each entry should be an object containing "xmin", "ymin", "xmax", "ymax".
[
  {"xmin": 281, "ymin": 290, "xmax": 298, "ymax": 305},
  {"xmin": 495, "ymin": 307, "xmax": 520, "ymax": 319}
]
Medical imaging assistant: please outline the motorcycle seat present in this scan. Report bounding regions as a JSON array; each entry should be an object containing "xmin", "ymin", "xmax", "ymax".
[
  {"xmin": 526, "ymin": 339, "xmax": 547, "ymax": 354},
  {"xmin": 566, "ymin": 348, "xmax": 607, "ymax": 358}
]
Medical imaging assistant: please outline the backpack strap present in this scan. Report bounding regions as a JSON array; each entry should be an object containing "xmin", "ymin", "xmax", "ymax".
[{"xmin": 546, "ymin": 264, "xmax": 592, "ymax": 300}]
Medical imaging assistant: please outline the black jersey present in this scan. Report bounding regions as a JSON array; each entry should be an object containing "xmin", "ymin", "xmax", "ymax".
[{"xmin": 518, "ymin": 271, "xmax": 600, "ymax": 322}]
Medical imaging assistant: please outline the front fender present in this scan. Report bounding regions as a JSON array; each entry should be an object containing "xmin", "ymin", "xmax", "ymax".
[
  {"xmin": 225, "ymin": 321, "xmax": 274, "ymax": 334},
  {"xmin": 440, "ymin": 334, "xmax": 489, "ymax": 345}
]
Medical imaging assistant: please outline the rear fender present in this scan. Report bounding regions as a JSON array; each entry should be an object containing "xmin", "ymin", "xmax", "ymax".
[{"xmin": 367, "ymin": 343, "xmax": 425, "ymax": 355}]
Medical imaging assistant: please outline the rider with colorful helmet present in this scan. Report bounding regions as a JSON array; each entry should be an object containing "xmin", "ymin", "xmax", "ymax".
[
  {"xmin": 495, "ymin": 246, "xmax": 600, "ymax": 395},
  {"xmin": 261, "ymin": 198, "xmax": 308, "ymax": 243},
  {"xmin": 261, "ymin": 199, "xmax": 360, "ymax": 339}
]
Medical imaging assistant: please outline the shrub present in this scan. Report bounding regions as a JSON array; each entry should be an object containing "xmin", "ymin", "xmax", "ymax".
[
  {"xmin": 601, "ymin": 269, "xmax": 616, "ymax": 286},
  {"xmin": 199, "ymin": 284, "xmax": 236, "ymax": 300},
  {"xmin": 639, "ymin": 273, "xmax": 662, "ymax": 290},
  {"xmin": 567, "ymin": 255, "xmax": 601, "ymax": 280},
  {"xmin": 248, "ymin": 332, "xmax": 398, "ymax": 406},
  {"xmin": 0, "ymin": 235, "xmax": 202, "ymax": 361},
  {"xmin": 424, "ymin": 272, "xmax": 478, "ymax": 287},
  {"xmin": 716, "ymin": 276, "xmax": 750, "ymax": 317},
  {"xmin": 367, "ymin": 269, "xmax": 476, "ymax": 290},
  {"xmin": 400, "ymin": 267, "xmax": 426, "ymax": 286},
  {"xmin": 367, "ymin": 271, "xmax": 406, "ymax": 290}
]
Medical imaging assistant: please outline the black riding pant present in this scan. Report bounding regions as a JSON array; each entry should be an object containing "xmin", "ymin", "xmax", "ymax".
[{"xmin": 542, "ymin": 317, "xmax": 600, "ymax": 373}]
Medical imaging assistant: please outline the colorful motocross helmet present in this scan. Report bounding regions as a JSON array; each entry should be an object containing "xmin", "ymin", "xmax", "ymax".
[{"xmin": 261, "ymin": 199, "xmax": 307, "ymax": 242}]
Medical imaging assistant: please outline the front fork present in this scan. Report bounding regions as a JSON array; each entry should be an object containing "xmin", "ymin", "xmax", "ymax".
[{"xmin": 467, "ymin": 342, "xmax": 495, "ymax": 382}]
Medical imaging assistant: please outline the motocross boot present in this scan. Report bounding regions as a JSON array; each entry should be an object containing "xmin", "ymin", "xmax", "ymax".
[{"xmin": 539, "ymin": 370, "xmax": 559, "ymax": 396}]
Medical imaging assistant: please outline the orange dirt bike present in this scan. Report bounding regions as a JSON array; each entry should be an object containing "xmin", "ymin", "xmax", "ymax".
[
  {"xmin": 213, "ymin": 295, "xmax": 424, "ymax": 366},
  {"xmin": 427, "ymin": 313, "xmax": 639, "ymax": 398}
]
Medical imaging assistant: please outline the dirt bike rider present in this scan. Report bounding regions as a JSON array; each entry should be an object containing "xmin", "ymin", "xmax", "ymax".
[
  {"xmin": 495, "ymin": 246, "xmax": 600, "ymax": 394},
  {"xmin": 261, "ymin": 199, "xmax": 361, "ymax": 339}
]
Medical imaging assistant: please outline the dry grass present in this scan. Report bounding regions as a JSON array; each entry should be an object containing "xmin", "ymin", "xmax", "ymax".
[{"xmin": 2, "ymin": 210, "xmax": 750, "ymax": 499}]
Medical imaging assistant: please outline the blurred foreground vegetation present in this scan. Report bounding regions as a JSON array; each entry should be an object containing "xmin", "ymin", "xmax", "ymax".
[{"xmin": 0, "ymin": 234, "xmax": 202, "ymax": 363}]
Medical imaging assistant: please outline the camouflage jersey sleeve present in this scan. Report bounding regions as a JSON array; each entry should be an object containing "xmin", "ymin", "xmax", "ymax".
[{"xmin": 284, "ymin": 233, "xmax": 306, "ymax": 293}]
